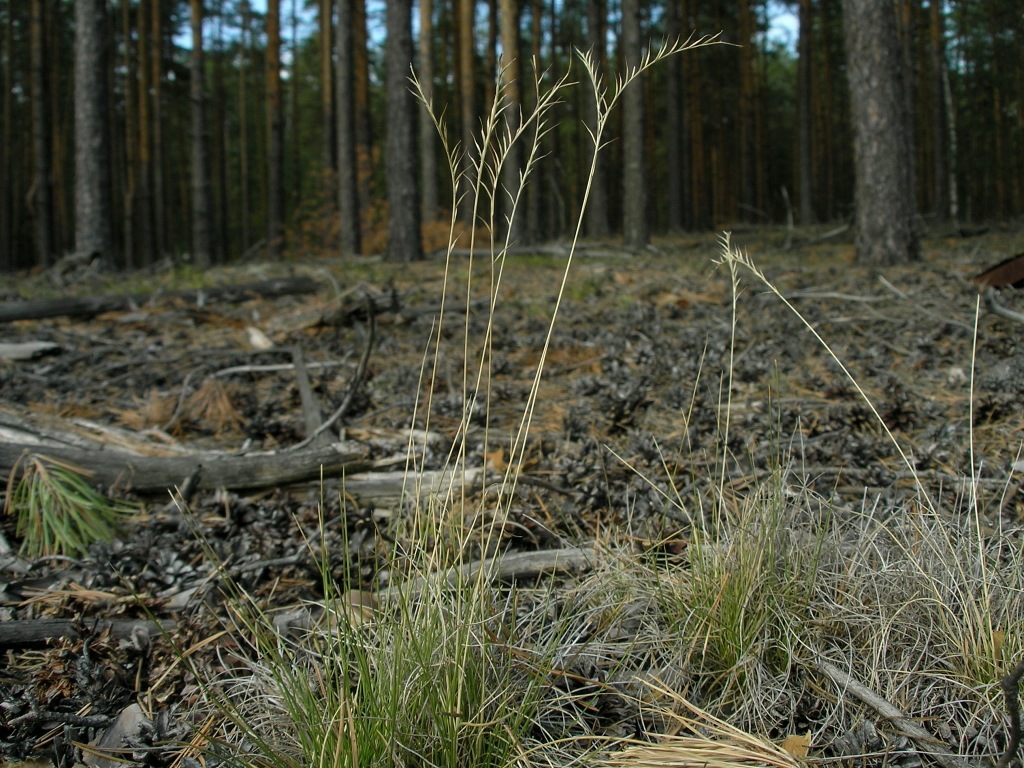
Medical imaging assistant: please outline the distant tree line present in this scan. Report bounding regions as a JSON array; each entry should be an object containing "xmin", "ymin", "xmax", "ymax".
[{"xmin": 0, "ymin": 0, "xmax": 1021, "ymax": 272}]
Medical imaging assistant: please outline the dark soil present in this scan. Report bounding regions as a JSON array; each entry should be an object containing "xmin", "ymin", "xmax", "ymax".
[{"xmin": 1, "ymin": 227, "xmax": 1022, "ymax": 765}]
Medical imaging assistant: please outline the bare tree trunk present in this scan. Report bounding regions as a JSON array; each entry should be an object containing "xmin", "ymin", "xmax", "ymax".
[
  {"xmin": 30, "ymin": 0, "xmax": 54, "ymax": 268},
  {"xmin": 525, "ymin": 0, "xmax": 543, "ymax": 241},
  {"xmin": 585, "ymin": 0, "xmax": 610, "ymax": 237},
  {"xmin": 842, "ymin": 0, "xmax": 919, "ymax": 264},
  {"xmin": 620, "ymin": 0, "xmax": 647, "ymax": 248},
  {"xmin": 266, "ymin": 0, "xmax": 285, "ymax": 257},
  {"xmin": 320, "ymin": 0, "xmax": 336, "ymax": 172},
  {"xmin": 1, "ymin": 3, "xmax": 12, "ymax": 270},
  {"xmin": 663, "ymin": 0, "xmax": 682, "ymax": 232},
  {"xmin": 150, "ymin": 0, "xmax": 166, "ymax": 257},
  {"xmin": 457, "ymin": 0, "xmax": 476, "ymax": 223},
  {"xmin": 337, "ymin": 0, "xmax": 362, "ymax": 256},
  {"xmin": 928, "ymin": 0, "xmax": 949, "ymax": 221},
  {"xmin": 384, "ymin": 0, "xmax": 422, "ymax": 261},
  {"xmin": 737, "ymin": 0, "xmax": 757, "ymax": 223},
  {"xmin": 797, "ymin": 0, "xmax": 817, "ymax": 224},
  {"xmin": 499, "ymin": 0, "xmax": 522, "ymax": 243},
  {"xmin": 211, "ymin": 0, "xmax": 229, "ymax": 262},
  {"xmin": 418, "ymin": 0, "xmax": 439, "ymax": 222},
  {"xmin": 239, "ymin": 0, "xmax": 251, "ymax": 252},
  {"xmin": 74, "ymin": 0, "xmax": 113, "ymax": 262},
  {"xmin": 189, "ymin": 0, "xmax": 211, "ymax": 267},
  {"xmin": 136, "ymin": 0, "xmax": 155, "ymax": 265}
]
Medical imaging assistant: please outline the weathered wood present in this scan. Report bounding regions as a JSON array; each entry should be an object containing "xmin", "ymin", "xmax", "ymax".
[
  {"xmin": 0, "ymin": 276, "xmax": 321, "ymax": 324},
  {"xmin": 0, "ymin": 617, "xmax": 177, "ymax": 648},
  {"xmin": 0, "ymin": 440, "xmax": 370, "ymax": 494}
]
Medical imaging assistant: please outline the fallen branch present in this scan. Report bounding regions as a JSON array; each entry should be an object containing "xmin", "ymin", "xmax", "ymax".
[
  {"xmin": 0, "ymin": 277, "xmax": 321, "ymax": 324},
  {"xmin": 813, "ymin": 659, "xmax": 979, "ymax": 768},
  {"xmin": 998, "ymin": 658, "xmax": 1024, "ymax": 768}
]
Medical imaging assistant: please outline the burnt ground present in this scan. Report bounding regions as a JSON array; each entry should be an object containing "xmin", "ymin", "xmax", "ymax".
[{"xmin": 1, "ymin": 227, "xmax": 1023, "ymax": 765}]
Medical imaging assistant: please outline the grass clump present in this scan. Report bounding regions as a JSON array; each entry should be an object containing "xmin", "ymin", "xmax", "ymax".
[{"xmin": 4, "ymin": 453, "xmax": 137, "ymax": 558}]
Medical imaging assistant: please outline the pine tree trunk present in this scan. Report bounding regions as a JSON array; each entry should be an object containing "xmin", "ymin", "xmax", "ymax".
[
  {"xmin": 74, "ymin": 0, "xmax": 113, "ymax": 261},
  {"xmin": 384, "ymin": 0, "xmax": 422, "ymax": 262},
  {"xmin": 266, "ymin": 0, "xmax": 284, "ymax": 257},
  {"xmin": 418, "ymin": 0, "xmax": 438, "ymax": 221},
  {"xmin": 620, "ymin": 0, "xmax": 647, "ymax": 248},
  {"xmin": 189, "ymin": 0, "xmax": 211, "ymax": 267},
  {"xmin": 30, "ymin": 0, "xmax": 54, "ymax": 268},
  {"xmin": 842, "ymin": 0, "xmax": 919, "ymax": 264},
  {"xmin": 457, "ymin": 0, "xmax": 476, "ymax": 223},
  {"xmin": 1, "ymin": 3, "xmax": 13, "ymax": 269},
  {"xmin": 239, "ymin": 0, "xmax": 251, "ymax": 252},
  {"xmin": 585, "ymin": 0, "xmax": 610, "ymax": 237},
  {"xmin": 337, "ymin": 0, "xmax": 362, "ymax": 255},
  {"xmin": 499, "ymin": 0, "xmax": 522, "ymax": 243},
  {"xmin": 320, "ymin": 0, "xmax": 336, "ymax": 172},
  {"xmin": 928, "ymin": 0, "xmax": 948, "ymax": 220},
  {"xmin": 797, "ymin": 0, "xmax": 817, "ymax": 224},
  {"xmin": 150, "ymin": 0, "xmax": 166, "ymax": 256}
]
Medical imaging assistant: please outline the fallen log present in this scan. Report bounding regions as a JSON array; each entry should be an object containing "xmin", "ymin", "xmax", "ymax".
[
  {"xmin": 0, "ymin": 276, "xmax": 321, "ymax": 324},
  {"xmin": 0, "ymin": 440, "xmax": 370, "ymax": 494}
]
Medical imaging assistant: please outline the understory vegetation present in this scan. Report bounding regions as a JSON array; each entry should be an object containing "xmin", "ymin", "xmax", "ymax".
[{"xmin": 165, "ymin": 42, "xmax": 1024, "ymax": 768}]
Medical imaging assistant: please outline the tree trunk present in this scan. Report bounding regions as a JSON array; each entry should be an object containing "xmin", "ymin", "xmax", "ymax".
[
  {"xmin": 457, "ymin": 0, "xmax": 476, "ymax": 223},
  {"xmin": 928, "ymin": 0, "xmax": 948, "ymax": 221},
  {"xmin": 189, "ymin": 0, "xmax": 211, "ymax": 267},
  {"xmin": 737, "ymin": 0, "xmax": 757, "ymax": 223},
  {"xmin": 418, "ymin": 0, "xmax": 439, "ymax": 222},
  {"xmin": 384, "ymin": 0, "xmax": 423, "ymax": 262},
  {"xmin": 136, "ymin": 0, "xmax": 155, "ymax": 265},
  {"xmin": 337, "ymin": 0, "xmax": 362, "ymax": 256},
  {"xmin": 1, "ymin": 3, "xmax": 13, "ymax": 270},
  {"xmin": 797, "ymin": 0, "xmax": 817, "ymax": 224},
  {"xmin": 266, "ymin": 0, "xmax": 285, "ymax": 258},
  {"xmin": 585, "ymin": 0, "xmax": 610, "ymax": 237},
  {"xmin": 320, "ymin": 0, "xmax": 336, "ymax": 172},
  {"xmin": 620, "ymin": 0, "xmax": 647, "ymax": 248},
  {"xmin": 74, "ymin": 0, "xmax": 113, "ymax": 262},
  {"xmin": 211, "ymin": 0, "xmax": 229, "ymax": 262},
  {"xmin": 499, "ymin": 0, "xmax": 522, "ymax": 243},
  {"xmin": 842, "ymin": 0, "xmax": 919, "ymax": 264},
  {"xmin": 663, "ymin": 0, "xmax": 682, "ymax": 232},
  {"xmin": 30, "ymin": 0, "xmax": 54, "ymax": 268},
  {"xmin": 150, "ymin": 0, "xmax": 166, "ymax": 257},
  {"xmin": 239, "ymin": 0, "xmax": 252, "ymax": 252}
]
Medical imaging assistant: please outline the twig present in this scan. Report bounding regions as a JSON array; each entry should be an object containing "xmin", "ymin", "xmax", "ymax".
[
  {"xmin": 814, "ymin": 659, "xmax": 980, "ymax": 768},
  {"xmin": 289, "ymin": 294, "xmax": 376, "ymax": 451},
  {"xmin": 985, "ymin": 289, "xmax": 1024, "ymax": 325},
  {"xmin": 877, "ymin": 275, "xmax": 975, "ymax": 332},
  {"xmin": 998, "ymin": 658, "xmax": 1024, "ymax": 768}
]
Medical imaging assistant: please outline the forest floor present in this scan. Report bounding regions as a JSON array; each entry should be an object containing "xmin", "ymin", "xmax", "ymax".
[{"xmin": 1, "ymin": 226, "xmax": 1023, "ymax": 767}]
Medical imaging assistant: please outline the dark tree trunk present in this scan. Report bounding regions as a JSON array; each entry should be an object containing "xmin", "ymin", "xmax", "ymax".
[
  {"xmin": 320, "ymin": 0, "xmax": 336, "ymax": 172},
  {"xmin": 1, "ymin": 3, "xmax": 13, "ymax": 270},
  {"xmin": 842, "ymin": 0, "xmax": 919, "ymax": 265},
  {"xmin": 585, "ymin": 0, "xmax": 610, "ymax": 237},
  {"xmin": 929, "ymin": 0, "xmax": 949, "ymax": 221},
  {"xmin": 797, "ymin": 0, "xmax": 817, "ymax": 225},
  {"xmin": 30, "ymin": 0, "xmax": 54, "ymax": 268},
  {"xmin": 418, "ymin": 0, "xmax": 438, "ymax": 221},
  {"xmin": 336, "ymin": 0, "xmax": 362, "ymax": 256},
  {"xmin": 663, "ymin": 0, "xmax": 682, "ymax": 232},
  {"xmin": 150, "ymin": 0, "xmax": 166, "ymax": 257},
  {"xmin": 189, "ymin": 0, "xmax": 211, "ymax": 267},
  {"xmin": 384, "ymin": 0, "xmax": 422, "ymax": 261},
  {"xmin": 620, "ymin": 0, "xmax": 647, "ymax": 248},
  {"xmin": 74, "ymin": 0, "xmax": 113, "ymax": 262},
  {"xmin": 266, "ymin": 0, "xmax": 285, "ymax": 258}
]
